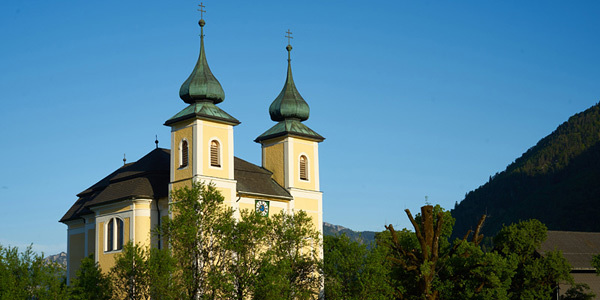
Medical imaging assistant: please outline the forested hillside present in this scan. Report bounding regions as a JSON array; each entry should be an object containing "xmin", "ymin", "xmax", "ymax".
[{"xmin": 452, "ymin": 102, "xmax": 600, "ymax": 238}]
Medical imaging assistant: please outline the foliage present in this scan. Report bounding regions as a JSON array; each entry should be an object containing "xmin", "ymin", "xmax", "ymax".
[
  {"xmin": 0, "ymin": 244, "xmax": 68, "ymax": 300},
  {"xmin": 561, "ymin": 283, "xmax": 595, "ymax": 300},
  {"xmin": 376, "ymin": 205, "xmax": 572, "ymax": 300},
  {"xmin": 381, "ymin": 205, "xmax": 510, "ymax": 300},
  {"xmin": 224, "ymin": 209, "xmax": 270, "ymax": 300},
  {"xmin": 493, "ymin": 219, "xmax": 572, "ymax": 300},
  {"xmin": 146, "ymin": 247, "xmax": 180, "ymax": 300},
  {"xmin": 154, "ymin": 181, "xmax": 322, "ymax": 300},
  {"xmin": 452, "ymin": 102, "xmax": 600, "ymax": 237},
  {"xmin": 110, "ymin": 242, "xmax": 150, "ymax": 300},
  {"xmin": 158, "ymin": 181, "xmax": 236, "ymax": 299},
  {"xmin": 591, "ymin": 253, "xmax": 600, "ymax": 274},
  {"xmin": 323, "ymin": 233, "xmax": 394, "ymax": 300},
  {"xmin": 70, "ymin": 254, "xmax": 112, "ymax": 300},
  {"xmin": 255, "ymin": 210, "xmax": 323, "ymax": 300}
]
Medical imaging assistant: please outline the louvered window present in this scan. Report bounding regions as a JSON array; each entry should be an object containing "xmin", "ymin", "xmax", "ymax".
[
  {"xmin": 180, "ymin": 140, "xmax": 188, "ymax": 168},
  {"xmin": 210, "ymin": 140, "xmax": 220, "ymax": 167},
  {"xmin": 299, "ymin": 155, "xmax": 308, "ymax": 181},
  {"xmin": 106, "ymin": 217, "xmax": 124, "ymax": 252}
]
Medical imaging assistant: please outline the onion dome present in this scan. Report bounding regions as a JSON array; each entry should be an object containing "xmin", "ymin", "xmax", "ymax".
[
  {"xmin": 256, "ymin": 40, "xmax": 323, "ymax": 143},
  {"xmin": 268, "ymin": 45, "xmax": 310, "ymax": 122},
  {"xmin": 179, "ymin": 19, "xmax": 225, "ymax": 104}
]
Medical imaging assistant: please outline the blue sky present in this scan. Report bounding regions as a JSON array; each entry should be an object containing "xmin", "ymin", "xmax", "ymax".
[{"xmin": 1, "ymin": 0, "xmax": 598, "ymax": 255}]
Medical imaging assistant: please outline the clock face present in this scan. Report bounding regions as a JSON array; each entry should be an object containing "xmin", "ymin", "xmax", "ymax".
[{"xmin": 255, "ymin": 200, "xmax": 269, "ymax": 217}]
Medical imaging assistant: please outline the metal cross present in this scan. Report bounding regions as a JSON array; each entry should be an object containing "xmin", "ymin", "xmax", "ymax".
[
  {"xmin": 198, "ymin": 2, "xmax": 206, "ymax": 19},
  {"xmin": 285, "ymin": 29, "xmax": 293, "ymax": 45}
]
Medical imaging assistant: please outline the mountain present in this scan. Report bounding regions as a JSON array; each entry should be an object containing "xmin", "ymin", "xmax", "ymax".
[
  {"xmin": 323, "ymin": 222, "xmax": 378, "ymax": 245},
  {"xmin": 45, "ymin": 251, "xmax": 67, "ymax": 268},
  {"xmin": 452, "ymin": 102, "xmax": 600, "ymax": 238}
]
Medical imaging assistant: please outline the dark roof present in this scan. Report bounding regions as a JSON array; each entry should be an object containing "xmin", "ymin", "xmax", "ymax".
[
  {"xmin": 60, "ymin": 148, "xmax": 290, "ymax": 223},
  {"xmin": 539, "ymin": 231, "xmax": 600, "ymax": 270},
  {"xmin": 60, "ymin": 148, "xmax": 171, "ymax": 223},
  {"xmin": 234, "ymin": 157, "xmax": 291, "ymax": 199}
]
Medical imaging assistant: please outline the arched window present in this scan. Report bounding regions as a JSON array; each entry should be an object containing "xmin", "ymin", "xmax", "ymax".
[
  {"xmin": 299, "ymin": 155, "xmax": 308, "ymax": 181},
  {"xmin": 106, "ymin": 217, "xmax": 124, "ymax": 252},
  {"xmin": 210, "ymin": 140, "xmax": 220, "ymax": 167},
  {"xmin": 180, "ymin": 139, "xmax": 189, "ymax": 168}
]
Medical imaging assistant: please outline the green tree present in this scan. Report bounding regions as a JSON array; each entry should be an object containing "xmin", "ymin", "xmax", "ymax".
[
  {"xmin": 0, "ymin": 244, "xmax": 68, "ymax": 300},
  {"xmin": 255, "ymin": 210, "xmax": 323, "ymax": 300},
  {"xmin": 561, "ymin": 283, "xmax": 595, "ymax": 300},
  {"xmin": 494, "ymin": 219, "xmax": 572, "ymax": 300},
  {"xmin": 323, "ymin": 233, "xmax": 394, "ymax": 300},
  {"xmin": 225, "ymin": 209, "xmax": 270, "ymax": 300},
  {"xmin": 158, "ymin": 181, "xmax": 236, "ymax": 300},
  {"xmin": 382, "ymin": 205, "xmax": 517, "ymax": 300},
  {"xmin": 146, "ymin": 247, "xmax": 180, "ymax": 300},
  {"xmin": 69, "ymin": 254, "xmax": 112, "ymax": 300},
  {"xmin": 110, "ymin": 242, "xmax": 149, "ymax": 300}
]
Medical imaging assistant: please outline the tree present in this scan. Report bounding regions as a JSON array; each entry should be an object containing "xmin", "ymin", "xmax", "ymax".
[
  {"xmin": 561, "ymin": 283, "xmax": 595, "ymax": 300},
  {"xmin": 146, "ymin": 247, "xmax": 180, "ymax": 300},
  {"xmin": 68, "ymin": 254, "xmax": 111, "ymax": 300},
  {"xmin": 381, "ymin": 205, "xmax": 521, "ymax": 300},
  {"xmin": 110, "ymin": 242, "xmax": 149, "ymax": 300},
  {"xmin": 224, "ymin": 209, "xmax": 270, "ymax": 300},
  {"xmin": 255, "ymin": 210, "xmax": 323, "ymax": 300},
  {"xmin": 323, "ymin": 233, "xmax": 394, "ymax": 300},
  {"xmin": 0, "ymin": 244, "xmax": 68, "ymax": 300},
  {"xmin": 158, "ymin": 181, "xmax": 236, "ymax": 300},
  {"xmin": 494, "ymin": 219, "xmax": 572, "ymax": 300}
]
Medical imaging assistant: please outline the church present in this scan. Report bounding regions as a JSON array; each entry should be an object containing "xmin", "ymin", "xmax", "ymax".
[{"xmin": 60, "ymin": 13, "xmax": 324, "ymax": 283}]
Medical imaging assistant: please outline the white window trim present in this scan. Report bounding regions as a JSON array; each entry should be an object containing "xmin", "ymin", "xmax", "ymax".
[
  {"xmin": 208, "ymin": 137, "xmax": 223, "ymax": 170},
  {"xmin": 104, "ymin": 217, "xmax": 124, "ymax": 253}
]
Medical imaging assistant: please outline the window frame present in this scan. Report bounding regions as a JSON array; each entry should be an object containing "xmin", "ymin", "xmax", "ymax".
[{"xmin": 104, "ymin": 217, "xmax": 124, "ymax": 252}]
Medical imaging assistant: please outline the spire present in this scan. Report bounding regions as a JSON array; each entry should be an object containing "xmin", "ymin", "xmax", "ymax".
[
  {"xmin": 268, "ymin": 30, "xmax": 310, "ymax": 122},
  {"xmin": 179, "ymin": 3, "xmax": 225, "ymax": 104}
]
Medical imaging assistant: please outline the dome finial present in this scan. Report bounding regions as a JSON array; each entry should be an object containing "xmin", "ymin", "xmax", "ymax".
[
  {"xmin": 198, "ymin": 2, "xmax": 206, "ymax": 29},
  {"xmin": 285, "ymin": 29, "xmax": 293, "ymax": 62}
]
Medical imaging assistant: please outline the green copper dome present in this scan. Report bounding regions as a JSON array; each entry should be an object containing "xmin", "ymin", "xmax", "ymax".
[
  {"xmin": 256, "ymin": 41, "xmax": 323, "ymax": 143},
  {"xmin": 179, "ymin": 19, "xmax": 225, "ymax": 104},
  {"xmin": 269, "ymin": 45, "xmax": 310, "ymax": 122}
]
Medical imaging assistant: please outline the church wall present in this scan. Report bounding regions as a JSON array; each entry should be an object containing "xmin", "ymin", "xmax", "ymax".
[
  {"xmin": 173, "ymin": 125, "xmax": 194, "ymax": 182},
  {"xmin": 134, "ymin": 216, "xmax": 151, "ymax": 246},
  {"xmin": 97, "ymin": 217, "xmax": 130, "ymax": 273},
  {"xmin": 68, "ymin": 233, "xmax": 85, "ymax": 281},
  {"xmin": 291, "ymin": 138, "xmax": 318, "ymax": 191},
  {"xmin": 293, "ymin": 197, "xmax": 319, "ymax": 212},
  {"xmin": 262, "ymin": 139, "xmax": 285, "ymax": 187},
  {"xmin": 201, "ymin": 121, "xmax": 233, "ymax": 179},
  {"xmin": 87, "ymin": 228, "xmax": 95, "ymax": 256}
]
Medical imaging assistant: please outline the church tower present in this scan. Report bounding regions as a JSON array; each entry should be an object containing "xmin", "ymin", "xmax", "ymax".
[
  {"xmin": 164, "ymin": 14, "xmax": 239, "ymax": 206},
  {"xmin": 255, "ymin": 37, "xmax": 325, "ymax": 232}
]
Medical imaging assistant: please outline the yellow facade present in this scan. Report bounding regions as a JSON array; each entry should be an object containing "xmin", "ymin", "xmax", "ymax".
[
  {"xmin": 173, "ymin": 124, "xmax": 194, "ymax": 182},
  {"xmin": 291, "ymin": 138, "xmax": 318, "ymax": 191},
  {"xmin": 201, "ymin": 121, "xmax": 233, "ymax": 179},
  {"xmin": 263, "ymin": 139, "xmax": 285, "ymax": 187},
  {"xmin": 68, "ymin": 233, "xmax": 85, "ymax": 279}
]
